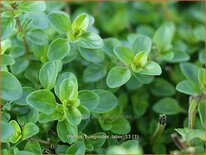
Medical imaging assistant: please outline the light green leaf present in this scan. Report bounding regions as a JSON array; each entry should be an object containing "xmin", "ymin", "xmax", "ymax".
[
  {"xmin": 48, "ymin": 38, "xmax": 70, "ymax": 61},
  {"xmin": 78, "ymin": 90, "xmax": 99, "ymax": 111},
  {"xmin": 39, "ymin": 105, "xmax": 64, "ymax": 123},
  {"xmin": 26, "ymin": 29, "xmax": 48, "ymax": 45},
  {"xmin": 85, "ymin": 132, "xmax": 106, "ymax": 149},
  {"xmin": 180, "ymin": 63, "xmax": 199, "ymax": 85},
  {"xmin": 2, "ymin": 71, "xmax": 23, "ymax": 101},
  {"xmin": 113, "ymin": 46, "xmax": 134, "ymax": 65},
  {"xmin": 22, "ymin": 123, "xmax": 39, "ymax": 140},
  {"xmin": 72, "ymin": 13, "xmax": 90, "ymax": 36},
  {"xmin": 107, "ymin": 66, "xmax": 131, "ymax": 88},
  {"xmin": 79, "ymin": 47, "xmax": 104, "ymax": 63},
  {"xmin": 26, "ymin": 90, "xmax": 57, "ymax": 114},
  {"xmin": 15, "ymin": 87, "xmax": 34, "ymax": 106},
  {"xmin": 153, "ymin": 22, "xmax": 175, "ymax": 51},
  {"xmin": 131, "ymin": 51, "xmax": 148, "ymax": 73},
  {"xmin": 176, "ymin": 80, "xmax": 200, "ymax": 95},
  {"xmin": 48, "ymin": 11, "xmax": 71, "ymax": 34},
  {"xmin": 78, "ymin": 32, "xmax": 103, "ymax": 49},
  {"xmin": 9, "ymin": 120, "xmax": 22, "ymax": 143},
  {"xmin": 103, "ymin": 38, "xmax": 121, "ymax": 58},
  {"xmin": 2, "ymin": 54, "xmax": 15, "ymax": 67},
  {"xmin": 10, "ymin": 57, "xmax": 29, "ymax": 75},
  {"xmin": 57, "ymin": 120, "xmax": 77, "ymax": 144},
  {"xmin": 66, "ymin": 141, "xmax": 86, "ymax": 154},
  {"xmin": 198, "ymin": 68, "xmax": 205, "ymax": 90},
  {"xmin": 132, "ymin": 34, "xmax": 152, "ymax": 54},
  {"xmin": 2, "ymin": 12, "xmax": 16, "ymax": 40},
  {"xmin": 1, "ymin": 39, "xmax": 11, "ymax": 54},
  {"xmin": 59, "ymin": 78, "xmax": 78, "ymax": 105},
  {"xmin": 64, "ymin": 107, "xmax": 82, "ymax": 126},
  {"xmin": 198, "ymin": 100, "xmax": 205, "ymax": 128},
  {"xmin": 140, "ymin": 61, "xmax": 162, "ymax": 76},
  {"xmin": 39, "ymin": 61, "xmax": 58, "ymax": 90},
  {"xmin": 175, "ymin": 128, "xmax": 205, "ymax": 142},
  {"xmin": 24, "ymin": 141, "xmax": 41, "ymax": 154},
  {"xmin": 153, "ymin": 98, "xmax": 185, "ymax": 115},
  {"xmin": 83, "ymin": 64, "xmax": 107, "ymax": 82},
  {"xmin": 18, "ymin": 2, "xmax": 46, "ymax": 13},
  {"xmin": 55, "ymin": 72, "xmax": 78, "ymax": 99},
  {"xmin": 111, "ymin": 118, "xmax": 131, "ymax": 134},
  {"xmin": 2, "ymin": 121, "xmax": 14, "ymax": 143},
  {"xmin": 92, "ymin": 90, "xmax": 118, "ymax": 113}
]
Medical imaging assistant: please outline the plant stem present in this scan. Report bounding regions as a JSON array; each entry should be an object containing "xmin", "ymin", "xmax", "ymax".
[
  {"xmin": 161, "ymin": 2, "xmax": 171, "ymax": 20},
  {"xmin": 150, "ymin": 114, "xmax": 166, "ymax": 143},
  {"xmin": 15, "ymin": 17, "xmax": 30, "ymax": 57},
  {"xmin": 188, "ymin": 94, "xmax": 204, "ymax": 129},
  {"xmin": 29, "ymin": 138, "xmax": 51, "ymax": 145}
]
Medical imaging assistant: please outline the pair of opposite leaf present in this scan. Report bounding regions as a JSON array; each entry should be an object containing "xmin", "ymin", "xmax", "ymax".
[
  {"xmin": 107, "ymin": 46, "xmax": 162, "ymax": 88},
  {"xmin": 47, "ymin": 12, "xmax": 103, "ymax": 62},
  {"xmin": 26, "ymin": 70, "xmax": 88, "ymax": 127}
]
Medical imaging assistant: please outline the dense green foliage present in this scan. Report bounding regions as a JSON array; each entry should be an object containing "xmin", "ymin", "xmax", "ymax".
[{"xmin": 1, "ymin": 1, "xmax": 205, "ymax": 154}]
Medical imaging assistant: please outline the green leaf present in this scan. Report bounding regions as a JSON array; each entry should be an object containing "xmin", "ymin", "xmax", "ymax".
[
  {"xmin": 59, "ymin": 78, "xmax": 79, "ymax": 105},
  {"xmin": 131, "ymin": 90, "xmax": 149, "ymax": 117},
  {"xmin": 131, "ymin": 51, "xmax": 148, "ymax": 73},
  {"xmin": 180, "ymin": 63, "xmax": 199, "ymax": 85},
  {"xmin": 79, "ymin": 90, "xmax": 99, "ymax": 111},
  {"xmin": 15, "ymin": 87, "xmax": 34, "ymax": 106},
  {"xmin": 153, "ymin": 98, "xmax": 185, "ymax": 115},
  {"xmin": 39, "ymin": 105, "xmax": 64, "ymax": 123},
  {"xmin": 198, "ymin": 68, "xmax": 205, "ymax": 90},
  {"xmin": 39, "ymin": 61, "xmax": 58, "ymax": 90},
  {"xmin": 1, "ymin": 39, "xmax": 11, "ymax": 54},
  {"xmin": 72, "ymin": 13, "xmax": 90, "ymax": 36},
  {"xmin": 107, "ymin": 66, "xmax": 131, "ymax": 88},
  {"xmin": 57, "ymin": 120, "xmax": 77, "ymax": 144},
  {"xmin": 153, "ymin": 22, "xmax": 175, "ymax": 51},
  {"xmin": 26, "ymin": 90, "xmax": 57, "ymax": 114},
  {"xmin": 48, "ymin": 38, "xmax": 70, "ymax": 61},
  {"xmin": 26, "ymin": 29, "xmax": 48, "ymax": 45},
  {"xmin": 111, "ymin": 118, "xmax": 131, "ymax": 134},
  {"xmin": 18, "ymin": 1, "xmax": 46, "ymax": 13},
  {"xmin": 132, "ymin": 34, "xmax": 152, "ymax": 54},
  {"xmin": 85, "ymin": 132, "xmax": 106, "ymax": 149},
  {"xmin": 78, "ymin": 32, "xmax": 103, "ymax": 49},
  {"xmin": 175, "ymin": 128, "xmax": 205, "ymax": 142},
  {"xmin": 22, "ymin": 123, "xmax": 39, "ymax": 140},
  {"xmin": 103, "ymin": 38, "xmax": 121, "ymax": 58},
  {"xmin": 48, "ymin": 11, "xmax": 71, "ymax": 34},
  {"xmin": 2, "ymin": 71, "xmax": 23, "ymax": 101},
  {"xmin": 66, "ymin": 141, "xmax": 86, "ymax": 154},
  {"xmin": 24, "ymin": 141, "xmax": 42, "ymax": 154},
  {"xmin": 79, "ymin": 47, "xmax": 104, "ymax": 63},
  {"xmin": 64, "ymin": 107, "xmax": 82, "ymax": 126},
  {"xmin": 55, "ymin": 72, "xmax": 78, "ymax": 99},
  {"xmin": 140, "ymin": 61, "xmax": 162, "ymax": 76},
  {"xmin": 92, "ymin": 90, "xmax": 118, "ymax": 113},
  {"xmin": 1, "ymin": 54, "xmax": 15, "ymax": 67},
  {"xmin": 10, "ymin": 57, "xmax": 29, "ymax": 75},
  {"xmin": 83, "ymin": 64, "xmax": 107, "ymax": 82},
  {"xmin": 2, "ymin": 12, "xmax": 16, "ymax": 40},
  {"xmin": 176, "ymin": 80, "xmax": 199, "ymax": 95},
  {"xmin": 78, "ymin": 105, "xmax": 90, "ymax": 120},
  {"xmin": 2, "ymin": 121, "xmax": 14, "ymax": 142},
  {"xmin": 198, "ymin": 100, "xmax": 205, "ymax": 128},
  {"xmin": 9, "ymin": 120, "xmax": 22, "ymax": 143},
  {"xmin": 113, "ymin": 46, "xmax": 134, "ymax": 65},
  {"xmin": 151, "ymin": 78, "xmax": 175, "ymax": 97}
]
